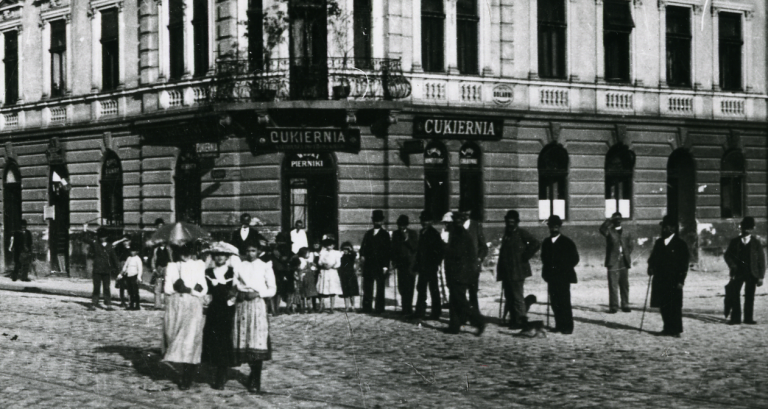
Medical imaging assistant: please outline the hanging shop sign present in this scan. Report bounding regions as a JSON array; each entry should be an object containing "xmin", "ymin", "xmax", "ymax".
[
  {"xmin": 459, "ymin": 144, "xmax": 481, "ymax": 168},
  {"xmin": 413, "ymin": 116, "xmax": 504, "ymax": 140},
  {"xmin": 195, "ymin": 142, "xmax": 220, "ymax": 158},
  {"xmin": 286, "ymin": 153, "xmax": 334, "ymax": 169},
  {"xmin": 424, "ymin": 141, "xmax": 448, "ymax": 167},
  {"xmin": 253, "ymin": 128, "xmax": 361, "ymax": 155}
]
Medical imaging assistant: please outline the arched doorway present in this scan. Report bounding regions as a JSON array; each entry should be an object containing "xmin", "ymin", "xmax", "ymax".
[
  {"xmin": 605, "ymin": 144, "xmax": 635, "ymax": 218},
  {"xmin": 101, "ymin": 150, "xmax": 124, "ymax": 227},
  {"xmin": 538, "ymin": 143, "xmax": 569, "ymax": 220},
  {"xmin": 4, "ymin": 160, "xmax": 21, "ymax": 267},
  {"xmin": 459, "ymin": 142, "xmax": 483, "ymax": 221},
  {"xmin": 49, "ymin": 164, "xmax": 70, "ymax": 273},
  {"xmin": 282, "ymin": 153, "xmax": 338, "ymax": 246},
  {"xmin": 424, "ymin": 140, "xmax": 449, "ymax": 220},
  {"xmin": 175, "ymin": 147, "xmax": 202, "ymax": 224},
  {"xmin": 667, "ymin": 148, "xmax": 696, "ymax": 260}
]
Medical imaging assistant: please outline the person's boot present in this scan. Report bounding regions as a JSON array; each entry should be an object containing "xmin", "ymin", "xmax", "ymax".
[
  {"xmin": 247, "ymin": 364, "xmax": 262, "ymax": 394},
  {"xmin": 179, "ymin": 364, "xmax": 195, "ymax": 390},
  {"xmin": 213, "ymin": 366, "xmax": 228, "ymax": 390}
]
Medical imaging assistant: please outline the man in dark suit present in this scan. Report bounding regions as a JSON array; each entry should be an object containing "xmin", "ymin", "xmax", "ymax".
[
  {"xmin": 443, "ymin": 212, "xmax": 485, "ymax": 335},
  {"xmin": 541, "ymin": 215, "xmax": 580, "ymax": 334},
  {"xmin": 412, "ymin": 210, "xmax": 445, "ymax": 320},
  {"xmin": 84, "ymin": 227, "xmax": 120, "ymax": 311},
  {"xmin": 359, "ymin": 210, "xmax": 391, "ymax": 313},
  {"xmin": 599, "ymin": 212, "xmax": 634, "ymax": 313},
  {"xmin": 457, "ymin": 209, "xmax": 488, "ymax": 312},
  {"xmin": 496, "ymin": 210, "xmax": 541, "ymax": 329},
  {"xmin": 392, "ymin": 215, "xmax": 418, "ymax": 315},
  {"xmin": 9, "ymin": 219, "xmax": 33, "ymax": 282},
  {"xmin": 724, "ymin": 216, "xmax": 766, "ymax": 325},
  {"xmin": 230, "ymin": 213, "xmax": 266, "ymax": 255},
  {"xmin": 647, "ymin": 215, "xmax": 689, "ymax": 337}
]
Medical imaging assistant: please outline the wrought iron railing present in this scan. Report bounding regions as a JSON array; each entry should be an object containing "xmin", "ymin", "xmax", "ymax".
[{"xmin": 212, "ymin": 57, "xmax": 411, "ymax": 103}]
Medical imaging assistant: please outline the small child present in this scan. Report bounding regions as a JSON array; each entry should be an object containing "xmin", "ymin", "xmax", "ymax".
[
  {"xmin": 293, "ymin": 248, "xmax": 318, "ymax": 313},
  {"xmin": 338, "ymin": 242, "xmax": 360, "ymax": 313},
  {"xmin": 118, "ymin": 244, "xmax": 143, "ymax": 310}
]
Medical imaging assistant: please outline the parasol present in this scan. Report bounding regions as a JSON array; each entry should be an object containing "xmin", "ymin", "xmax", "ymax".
[{"xmin": 145, "ymin": 221, "xmax": 211, "ymax": 247}]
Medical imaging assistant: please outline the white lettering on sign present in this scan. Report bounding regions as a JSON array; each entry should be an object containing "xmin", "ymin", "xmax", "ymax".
[
  {"xmin": 422, "ymin": 119, "xmax": 496, "ymax": 136},
  {"xmin": 290, "ymin": 160, "xmax": 325, "ymax": 168},
  {"xmin": 270, "ymin": 130, "xmax": 348, "ymax": 144}
]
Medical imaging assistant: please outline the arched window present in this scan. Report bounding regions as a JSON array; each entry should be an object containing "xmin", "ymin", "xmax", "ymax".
[
  {"xmin": 605, "ymin": 144, "xmax": 635, "ymax": 218},
  {"xmin": 4, "ymin": 160, "xmax": 22, "ymax": 265},
  {"xmin": 101, "ymin": 150, "xmax": 123, "ymax": 226},
  {"xmin": 721, "ymin": 150, "xmax": 745, "ymax": 218},
  {"xmin": 459, "ymin": 142, "xmax": 483, "ymax": 220},
  {"xmin": 424, "ymin": 140, "xmax": 449, "ymax": 220},
  {"xmin": 538, "ymin": 143, "xmax": 568, "ymax": 220}
]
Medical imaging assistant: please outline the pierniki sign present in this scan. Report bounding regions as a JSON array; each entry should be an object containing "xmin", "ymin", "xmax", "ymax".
[
  {"xmin": 253, "ymin": 128, "xmax": 361, "ymax": 154},
  {"xmin": 413, "ymin": 116, "xmax": 504, "ymax": 140}
]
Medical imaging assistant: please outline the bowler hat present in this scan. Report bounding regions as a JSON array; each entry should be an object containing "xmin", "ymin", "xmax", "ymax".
[
  {"xmin": 419, "ymin": 210, "xmax": 433, "ymax": 221},
  {"xmin": 611, "ymin": 212, "xmax": 623, "ymax": 220},
  {"xmin": 441, "ymin": 212, "xmax": 454, "ymax": 223},
  {"xmin": 371, "ymin": 210, "xmax": 385, "ymax": 222},
  {"xmin": 504, "ymin": 210, "xmax": 520, "ymax": 222},
  {"xmin": 397, "ymin": 215, "xmax": 410, "ymax": 226},
  {"xmin": 741, "ymin": 216, "xmax": 756, "ymax": 230},
  {"xmin": 546, "ymin": 215, "xmax": 563, "ymax": 226},
  {"xmin": 660, "ymin": 215, "xmax": 678, "ymax": 227}
]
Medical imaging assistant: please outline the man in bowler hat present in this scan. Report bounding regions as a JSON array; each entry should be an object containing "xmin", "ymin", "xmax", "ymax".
[
  {"xmin": 599, "ymin": 212, "xmax": 634, "ymax": 313},
  {"xmin": 359, "ymin": 210, "xmax": 391, "ymax": 313},
  {"xmin": 724, "ymin": 216, "xmax": 765, "ymax": 325},
  {"xmin": 443, "ymin": 211, "xmax": 485, "ymax": 335},
  {"xmin": 83, "ymin": 227, "xmax": 121, "ymax": 311},
  {"xmin": 647, "ymin": 215, "xmax": 689, "ymax": 337},
  {"xmin": 412, "ymin": 210, "xmax": 445, "ymax": 320},
  {"xmin": 541, "ymin": 215, "xmax": 580, "ymax": 334},
  {"xmin": 230, "ymin": 213, "xmax": 266, "ymax": 255},
  {"xmin": 496, "ymin": 210, "xmax": 541, "ymax": 329},
  {"xmin": 457, "ymin": 208, "xmax": 488, "ymax": 311},
  {"xmin": 392, "ymin": 215, "xmax": 418, "ymax": 315}
]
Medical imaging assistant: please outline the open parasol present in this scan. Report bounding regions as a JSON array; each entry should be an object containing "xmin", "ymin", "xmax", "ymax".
[{"xmin": 145, "ymin": 221, "xmax": 211, "ymax": 247}]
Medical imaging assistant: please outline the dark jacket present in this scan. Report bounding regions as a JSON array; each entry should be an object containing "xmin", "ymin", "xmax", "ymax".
[
  {"xmin": 496, "ymin": 228, "xmax": 541, "ymax": 282},
  {"xmin": 12, "ymin": 229, "xmax": 33, "ymax": 254},
  {"xmin": 648, "ymin": 234, "xmax": 689, "ymax": 308},
  {"xmin": 541, "ymin": 235, "xmax": 579, "ymax": 284},
  {"xmin": 414, "ymin": 225, "xmax": 444, "ymax": 273},
  {"xmin": 444, "ymin": 225, "xmax": 477, "ymax": 285},
  {"xmin": 465, "ymin": 220, "xmax": 488, "ymax": 274},
  {"xmin": 724, "ymin": 236, "xmax": 766, "ymax": 281},
  {"xmin": 391, "ymin": 228, "xmax": 418, "ymax": 271},
  {"xmin": 86, "ymin": 237, "xmax": 120, "ymax": 276},
  {"xmin": 229, "ymin": 227, "xmax": 266, "ymax": 254},
  {"xmin": 359, "ymin": 228, "xmax": 391, "ymax": 277},
  {"xmin": 599, "ymin": 220, "xmax": 633, "ymax": 270}
]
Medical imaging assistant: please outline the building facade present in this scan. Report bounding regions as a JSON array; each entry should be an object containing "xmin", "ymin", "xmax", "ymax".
[{"xmin": 0, "ymin": 0, "xmax": 764, "ymax": 275}]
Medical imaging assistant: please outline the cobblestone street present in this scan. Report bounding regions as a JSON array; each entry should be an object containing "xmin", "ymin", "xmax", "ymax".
[{"xmin": 0, "ymin": 268, "xmax": 767, "ymax": 408}]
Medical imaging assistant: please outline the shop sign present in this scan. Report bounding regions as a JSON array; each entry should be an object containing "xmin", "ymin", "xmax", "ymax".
[
  {"xmin": 195, "ymin": 142, "xmax": 220, "ymax": 158},
  {"xmin": 424, "ymin": 142, "xmax": 447, "ymax": 167},
  {"xmin": 211, "ymin": 169, "xmax": 227, "ymax": 179},
  {"xmin": 286, "ymin": 153, "xmax": 333, "ymax": 169},
  {"xmin": 459, "ymin": 145, "xmax": 481, "ymax": 168},
  {"xmin": 492, "ymin": 84, "xmax": 514, "ymax": 106},
  {"xmin": 46, "ymin": 137, "xmax": 65, "ymax": 165},
  {"xmin": 103, "ymin": 158, "xmax": 121, "ymax": 179},
  {"xmin": 254, "ymin": 128, "xmax": 361, "ymax": 154},
  {"xmin": 413, "ymin": 116, "xmax": 504, "ymax": 140}
]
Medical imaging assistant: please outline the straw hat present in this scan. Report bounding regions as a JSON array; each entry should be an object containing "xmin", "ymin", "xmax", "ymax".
[{"xmin": 202, "ymin": 241, "xmax": 239, "ymax": 256}]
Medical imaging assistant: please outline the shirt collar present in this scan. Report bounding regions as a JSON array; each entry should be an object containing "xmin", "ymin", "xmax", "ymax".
[
  {"xmin": 664, "ymin": 234, "xmax": 675, "ymax": 246},
  {"xmin": 463, "ymin": 219, "xmax": 470, "ymax": 229},
  {"xmin": 551, "ymin": 234, "xmax": 560, "ymax": 243},
  {"xmin": 742, "ymin": 235, "xmax": 752, "ymax": 244}
]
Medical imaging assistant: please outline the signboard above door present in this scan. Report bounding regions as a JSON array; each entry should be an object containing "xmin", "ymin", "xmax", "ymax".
[
  {"xmin": 252, "ymin": 128, "xmax": 361, "ymax": 155},
  {"xmin": 413, "ymin": 116, "xmax": 504, "ymax": 140}
]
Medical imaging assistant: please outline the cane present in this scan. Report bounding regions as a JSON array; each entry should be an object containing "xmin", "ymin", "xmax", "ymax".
[
  {"xmin": 546, "ymin": 288, "xmax": 551, "ymax": 329},
  {"xmin": 639, "ymin": 274, "xmax": 652, "ymax": 332},
  {"xmin": 439, "ymin": 262, "xmax": 449, "ymax": 307},
  {"xmin": 393, "ymin": 268, "xmax": 398, "ymax": 312},
  {"xmin": 498, "ymin": 285, "xmax": 505, "ymax": 321}
]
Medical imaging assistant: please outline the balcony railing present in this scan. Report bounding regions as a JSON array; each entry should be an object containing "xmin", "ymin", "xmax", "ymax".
[{"xmin": 212, "ymin": 57, "xmax": 411, "ymax": 103}]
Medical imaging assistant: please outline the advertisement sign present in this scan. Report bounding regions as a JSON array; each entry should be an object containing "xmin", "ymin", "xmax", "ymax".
[
  {"xmin": 253, "ymin": 128, "xmax": 361, "ymax": 155},
  {"xmin": 413, "ymin": 116, "xmax": 504, "ymax": 140}
]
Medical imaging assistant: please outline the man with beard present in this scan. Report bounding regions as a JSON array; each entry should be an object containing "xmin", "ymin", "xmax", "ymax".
[
  {"xmin": 412, "ymin": 210, "xmax": 445, "ymax": 321},
  {"xmin": 540, "ymin": 215, "xmax": 579, "ymax": 334},
  {"xmin": 359, "ymin": 210, "xmax": 391, "ymax": 313},
  {"xmin": 496, "ymin": 210, "xmax": 541, "ymax": 329},
  {"xmin": 647, "ymin": 215, "xmax": 689, "ymax": 337},
  {"xmin": 443, "ymin": 212, "xmax": 485, "ymax": 335},
  {"xmin": 391, "ymin": 215, "xmax": 418, "ymax": 315}
]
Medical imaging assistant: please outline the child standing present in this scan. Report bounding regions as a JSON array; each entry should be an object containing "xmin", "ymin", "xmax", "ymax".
[
  {"xmin": 118, "ymin": 244, "xmax": 143, "ymax": 310},
  {"xmin": 316, "ymin": 235, "xmax": 343, "ymax": 313},
  {"xmin": 292, "ymin": 247, "xmax": 317, "ymax": 313},
  {"xmin": 338, "ymin": 242, "xmax": 360, "ymax": 313}
]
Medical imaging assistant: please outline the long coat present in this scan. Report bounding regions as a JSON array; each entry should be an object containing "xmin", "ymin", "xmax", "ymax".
[
  {"xmin": 647, "ymin": 235, "xmax": 689, "ymax": 308},
  {"xmin": 391, "ymin": 228, "xmax": 418, "ymax": 271},
  {"xmin": 540, "ymin": 235, "xmax": 580, "ymax": 284},
  {"xmin": 444, "ymin": 226, "xmax": 477, "ymax": 285},
  {"xmin": 359, "ymin": 228, "xmax": 391, "ymax": 278},
  {"xmin": 724, "ymin": 236, "xmax": 766, "ymax": 281},
  {"xmin": 87, "ymin": 237, "xmax": 120, "ymax": 276},
  {"xmin": 465, "ymin": 220, "xmax": 488, "ymax": 275},
  {"xmin": 414, "ymin": 225, "xmax": 444, "ymax": 273},
  {"xmin": 598, "ymin": 220, "xmax": 633, "ymax": 269},
  {"xmin": 496, "ymin": 228, "xmax": 541, "ymax": 282}
]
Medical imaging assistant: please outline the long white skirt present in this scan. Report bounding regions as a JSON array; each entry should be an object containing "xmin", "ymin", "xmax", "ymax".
[
  {"xmin": 233, "ymin": 296, "xmax": 272, "ymax": 364},
  {"xmin": 162, "ymin": 293, "xmax": 205, "ymax": 364},
  {"xmin": 317, "ymin": 268, "xmax": 343, "ymax": 295}
]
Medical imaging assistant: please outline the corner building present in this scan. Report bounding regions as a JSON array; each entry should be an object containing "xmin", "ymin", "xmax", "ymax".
[{"xmin": 0, "ymin": 0, "xmax": 764, "ymax": 275}]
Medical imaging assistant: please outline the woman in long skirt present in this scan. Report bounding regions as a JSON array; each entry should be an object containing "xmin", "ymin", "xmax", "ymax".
[
  {"xmin": 338, "ymin": 242, "xmax": 360, "ymax": 312},
  {"xmin": 316, "ymin": 235, "xmax": 343, "ymax": 313},
  {"xmin": 231, "ymin": 242, "xmax": 276, "ymax": 394},
  {"xmin": 163, "ymin": 243, "xmax": 208, "ymax": 390},
  {"xmin": 200, "ymin": 242, "xmax": 239, "ymax": 390}
]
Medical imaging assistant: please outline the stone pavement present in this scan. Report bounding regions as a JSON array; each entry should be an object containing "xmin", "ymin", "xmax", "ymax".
[{"xmin": 0, "ymin": 268, "xmax": 767, "ymax": 408}]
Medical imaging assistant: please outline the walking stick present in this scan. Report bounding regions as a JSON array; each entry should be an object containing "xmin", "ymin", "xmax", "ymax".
[
  {"xmin": 639, "ymin": 274, "xmax": 652, "ymax": 332},
  {"xmin": 546, "ymin": 288, "xmax": 550, "ymax": 328},
  {"xmin": 498, "ymin": 285, "xmax": 505, "ymax": 321},
  {"xmin": 438, "ymin": 262, "xmax": 449, "ymax": 307},
  {"xmin": 393, "ymin": 267, "xmax": 398, "ymax": 312}
]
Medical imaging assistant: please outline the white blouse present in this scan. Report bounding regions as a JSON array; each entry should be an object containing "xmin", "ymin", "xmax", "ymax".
[
  {"xmin": 318, "ymin": 248, "xmax": 342, "ymax": 270},
  {"xmin": 164, "ymin": 260, "xmax": 208, "ymax": 297},
  {"xmin": 233, "ymin": 259, "xmax": 277, "ymax": 298}
]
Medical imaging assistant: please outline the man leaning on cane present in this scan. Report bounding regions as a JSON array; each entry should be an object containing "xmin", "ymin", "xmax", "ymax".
[
  {"xmin": 647, "ymin": 215, "xmax": 689, "ymax": 338},
  {"xmin": 496, "ymin": 210, "xmax": 541, "ymax": 330},
  {"xmin": 599, "ymin": 212, "xmax": 633, "ymax": 313}
]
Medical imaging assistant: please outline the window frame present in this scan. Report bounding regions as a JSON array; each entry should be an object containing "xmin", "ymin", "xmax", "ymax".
[
  {"xmin": 604, "ymin": 144, "xmax": 635, "ymax": 219},
  {"xmin": 665, "ymin": 5, "xmax": 691, "ymax": 88},
  {"xmin": 537, "ymin": 0, "xmax": 566, "ymax": 79},
  {"xmin": 100, "ymin": 7, "xmax": 120, "ymax": 91},
  {"xmin": 168, "ymin": 0, "xmax": 185, "ymax": 81},
  {"xmin": 718, "ymin": 12, "xmax": 743, "ymax": 92},
  {"xmin": 50, "ymin": 19, "xmax": 67, "ymax": 98},
  {"xmin": 456, "ymin": 0, "xmax": 478, "ymax": 75},
  {"xmin": 538, "ymin": 143, "xmax": 569, "ymax": 220},
  {"xmin": 4, "ymin": 30, "xmax": 18, "ymax": 105},
  {"xmin": 720, "ymin": 149, "xmax": 745, "ymax": 219},
  {"xmin": 353, "ymin": 0, "xmax": 372, "ymax": 69},
  {"xmin": 603, "ymin": 0, "xmax": 634, "ymax": 83},
  {"xmin": 421, "ymin": 0, "xmax": 445, "ymax": 73},
  {"xmin": 100, "ymin": 150, "xmax": 124, "ymax": 227},
  {"xmin": 192, "ymin": 0, "xmax": 209, "ymax": 77}
]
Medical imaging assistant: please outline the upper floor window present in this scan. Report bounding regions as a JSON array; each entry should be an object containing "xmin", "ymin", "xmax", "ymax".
[
  {"xmin": 721, "ymin": 150, "xmax": 745, "ymax": 218},
  {"xmin": 169, "ymin": 0, "xmax": 185, "ymax": 80},
  {"xmin": 666, "ymin": 6, "xmax": 691, "ymax": 88},
  {"xmin": 538, "ymin": 143, "xmax": 569, "ymax": 220},
  {"xmin": 719, "ymin": 12, "xmax": 742, "ymax": 91},
  {"xmin": 192, "ymin": 0, "xmax": 209, "ymax": 76},
  {"xmin": 247, "ymin": 0, "xmax": 263, "ymax": 70},
  {"xmin": 605, "ymin": 144, "xmax": 635, "ymax": 218},
  {"xmin": 50, "ymin": 20, "xmax": 67, "ymax": 97},
  {"xmin": 456, "ymin": 0, "xmax": 478, "ymax": 75},
  {"xmin": 101, "ymin": 8, "xmax": 119, "ymax": 90},
  {"xmin": 354, "ymin": 0, "xmax": 372, "ymax": 68},
  {"xmin": 4, "ymin": 31, "xmax": 18, "ymax": 105},
  {"xmin": 538, "ymin": 0, "xmax": 566, "ymax": 79},
  {"xmin": 422, "ymin": 0, "xmax": 444, "ymax": 73},
  {"xmin": 603, "ymin": 0, "xmax": 633, "ymax": 83}
]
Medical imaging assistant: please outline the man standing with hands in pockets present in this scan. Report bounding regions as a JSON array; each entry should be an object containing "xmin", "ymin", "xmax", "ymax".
[
  {"xmin": 359, "ymin": 210, "xmax": 391, "ymax": 314},
  {"xmin": 599, "ymin": 212, "xmax": 633, "ymax": 313}
]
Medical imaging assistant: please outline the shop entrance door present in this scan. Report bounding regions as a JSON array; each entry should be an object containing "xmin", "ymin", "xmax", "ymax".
[
  {"xmin": 283, "ymin": 153, "xmax": 338, "ymax": 247},
  {"xmin": 175, "ymin": 147, "xmax": 202, "ymax": 224},
  {"xmin": 4, "ymin": 162, "xmax": 21, "ymax": 267},
  {"xmin": 459, "ymin": 142, "xmax": 483, "ymax": 221},
  {"xmin": 49, "ymin": 165, "xmax": 70, "ymax": 273},
  {"xmin": 667, "ymin": 148, "xmax": 697, "ymax": 261},
  {"xmin": 424, "ymin": 141, "xmax": 449, "ymax": 220}
]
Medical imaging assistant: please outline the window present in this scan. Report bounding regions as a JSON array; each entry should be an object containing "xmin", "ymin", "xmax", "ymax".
[
  {"xmin": 605, "ymin": 144, "xmax": 635, "ymax": 218},
  {"xmin": 538, "ymin": 144, "xmax": 568, "ymax": 220},
  {"xmin": 192, "ymin": 0, "xmax": 209, "ymax": 76},
  {"xmin": 538, "ymin": 0, "xmax": 566, "ymax": 79},
  {"xmin": 101, "ymin": 8, "xmax": 119, "ymax": 90},
  {"xmin": 456, "ymin": 0, "xmax": 478, "ymax": 75},
  {"xmin": 354, "ymin": 0, "xmax": 372, "ymax": 68},
  {"xmin": 4, "ymin": 31, "xmax": 18, "ymax": 105},
  {"xmin": 721, "ymin": 150, "xmax": 745, "ymax": 218},
  {"xmin": 666, "ymin": 6, "xmax": 690, "ymax": 87},
  {"xmin": 101, "ymin": 150, "xmax": 123, "ymax": 226},
  {"xmin": 603, "ymin": 0, "xmax": 633, "ymax": 83},
  {"xmin": 422, "ymin": 0, "xmax": 444, "ymax": 73},
  {"xmin": 247, "ymin": 0, "xmax": 263, "ymax": 70},
  {"xmin": 169, "ymin": 0, "xmax": 185, "ymax": 80},
  {"xmin": 719, "ymin": 12, "xmax": 742, "ymax": 91},
  {"xmin": 50, "ymin": 20, "xmax": 67, "ymax": 97}
]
